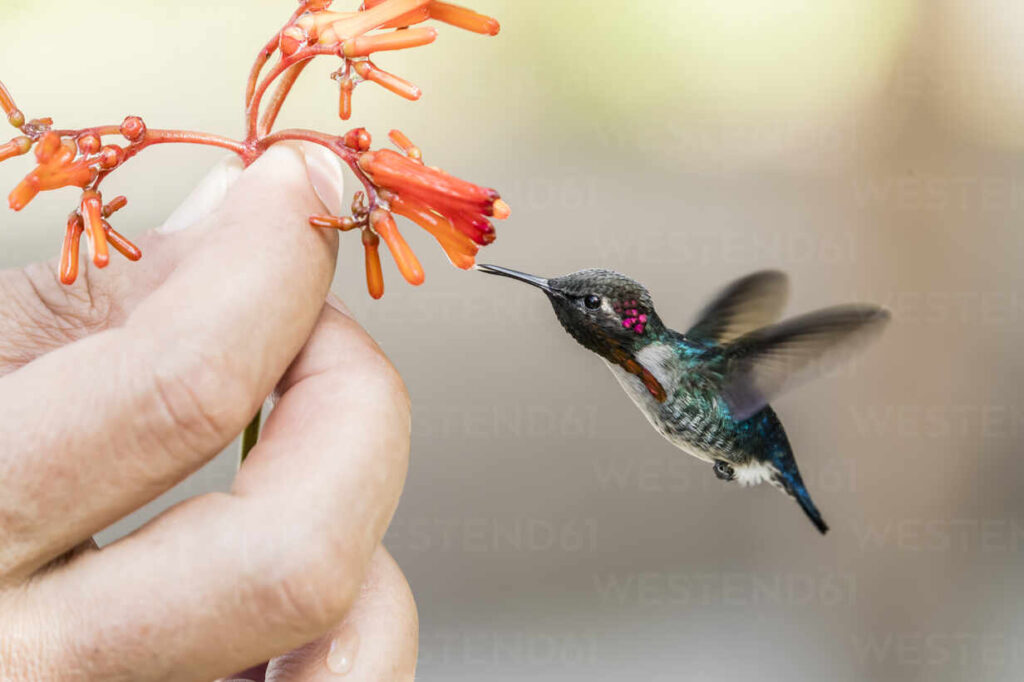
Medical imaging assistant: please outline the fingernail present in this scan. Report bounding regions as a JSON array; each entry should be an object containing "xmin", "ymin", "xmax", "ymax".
[
  {"xmin": 326, "ymin": 623, "xmax": 360, "ymax": 675},
  {"xmin": 299, "ymin": 141, "xmax": 346, "ymax": 217},
  {"xmin": 157, "ymin": 154, "xmax": 245, "ymax": 234}
]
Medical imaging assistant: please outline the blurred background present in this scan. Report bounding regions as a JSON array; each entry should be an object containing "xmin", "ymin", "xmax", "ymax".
[{"xmin": 2, "ymin": 1, "xmax": 1023, "ymax": 680}]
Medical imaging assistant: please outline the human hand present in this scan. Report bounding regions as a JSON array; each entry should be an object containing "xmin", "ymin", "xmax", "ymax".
[{"xmin": 0, "ymin": 144, "xmax": 418, "ymax": 681}]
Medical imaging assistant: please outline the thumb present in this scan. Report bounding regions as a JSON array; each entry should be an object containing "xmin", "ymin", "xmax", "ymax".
[
  {"xmin": 97, "ymin": 141, "xmax": 347, "ymax": 322},
  {"xmin": 158, "ymin": 142, "xmax": 346, "ymax": 236},
  {"xmin": 0, "ymin": 142, "xmax": 346, "ymax": 369}
]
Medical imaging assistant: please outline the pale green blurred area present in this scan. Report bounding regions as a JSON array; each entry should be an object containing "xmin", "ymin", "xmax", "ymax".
[{"xmin": 3, "ymin": 2, "xmax": 1024, "ymax": 681}]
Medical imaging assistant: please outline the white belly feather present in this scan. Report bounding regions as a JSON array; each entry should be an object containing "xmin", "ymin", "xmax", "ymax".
[
  {"xmin": 602, "ymin": 342, "xmax": 717, "ymax": 466},
  {"xmin": 602, "ymin": 342, "xmax": 774, "ymax": 486}
]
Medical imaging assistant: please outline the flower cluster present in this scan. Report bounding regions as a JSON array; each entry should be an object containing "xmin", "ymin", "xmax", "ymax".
[
  {"xmin": 309, "ymin": 128, "xmax": 508, "ymax": 298},
  {"xmin": 281, "ymin": 0, "xmax": 499, "ymax": 118},
  {"xmin": 0, "ymin": 0, "xmax": 507, "ymax": 297},
  {"xmin": 59, "ymin": 192, "xmax": 141, "ymax": 285},
  {"xmin": 0, "ymin": 113, "xmax": 154, "ymax": 284}
]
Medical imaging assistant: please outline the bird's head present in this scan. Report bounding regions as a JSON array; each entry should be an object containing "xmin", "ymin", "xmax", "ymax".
[{"xmin": 476, "ymin": 265, "xmax": 664, "ymax": 360}]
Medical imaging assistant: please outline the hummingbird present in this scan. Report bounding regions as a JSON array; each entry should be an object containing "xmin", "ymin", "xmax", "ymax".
[{"xmin": 476, "ymin": 265, "xmax": 890, "ymax": 534}]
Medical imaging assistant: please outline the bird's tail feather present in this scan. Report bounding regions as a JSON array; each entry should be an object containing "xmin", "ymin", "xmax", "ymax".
[
  {"xmin": 793, "ymin": 484, "xmax": 829, "ymax": 534},
  {"xmin": 773, "ymin": 468, "xmax": 829, "ymax": 535}
]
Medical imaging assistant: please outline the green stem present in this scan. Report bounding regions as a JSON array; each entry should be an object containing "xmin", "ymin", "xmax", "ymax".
[{"xmin": 240, "ymin": 409, "xmax": 262, "ymax": 465}]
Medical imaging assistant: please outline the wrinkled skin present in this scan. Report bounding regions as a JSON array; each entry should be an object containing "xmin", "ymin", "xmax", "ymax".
[{"xmin": 0, "ymin": 145, "xmax": 418, "ymax": 682}]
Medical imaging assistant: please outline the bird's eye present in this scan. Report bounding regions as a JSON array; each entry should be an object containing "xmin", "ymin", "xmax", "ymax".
[
  {"xmin": 713, "ymin": 461, "xmax": 735, "ymax": 481},
  {"xmin": 584, "ymin": 294, "xmax": 601, "ymax": 310}
]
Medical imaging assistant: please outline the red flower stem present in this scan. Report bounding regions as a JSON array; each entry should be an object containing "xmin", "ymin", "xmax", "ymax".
[
  {"xmin": 90, "ymin": 129, "xmax": 249, "ymax": 191},
  {"xmin": 140, "ymin": 129, "xmax": 248, "ymax": 154},
  {"xmin": 0, "ymin": 80, "xmax": 16, "ymax": 115},
  {"xmin": 238, "ymin": 1, "xmax": 314, "ymax": 467},
  {"xmin": 258, "ymin": 60, "xmax": 312, "ymax": 137},
  {"xmin": 50, "ymin": 125, "xmax": 122, "ymax": 139},
  {"xmin": 246, "ymin": 58, "xmax": 297, "ymax": 141},
  {"xmin": 244, "ymin": 4, "xmax": 307, "ymax": 108},
  {"xmin": 49, "ymin": 127, "xmax": 247, "ymax": 159},
  {"xmin": 246, "ymin": 46, "xmax": 337, "ymax": 143},
  {"xmin": 245, "ymin": 46, "xmax": 276, "ymax": 110}
]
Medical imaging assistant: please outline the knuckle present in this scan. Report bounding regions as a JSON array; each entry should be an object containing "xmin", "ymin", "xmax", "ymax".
[
  {"xmin": 139, "ymin": 340, "xmax": 256, "ymax": 455},
  {"xmin": 0, "ymin": 264, "xmax": 114, "ymax": 370},
  {"xmin": 345, "ymin": 340, "xmax": 410, "ymax": 427},
  {"xmin": 22, "ymin": 261, "xmax": 114, "ymax": 338},
  {"xmin": 351, "ymin": 352, "xmax": 412, "ymax": 490},
  {"xmin": 365, "ymin": 354, "xmax": 411, "ymax": 429},
  {"xmin": 375, "ymin": 550, "xmax": 419, "ymax": 651},
  {"xmin": 249, "ymin": 530, "xmax": 364, "ymax": 635}
]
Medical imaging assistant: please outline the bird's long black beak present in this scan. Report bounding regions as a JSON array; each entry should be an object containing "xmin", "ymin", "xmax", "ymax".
[{"xmin": 475, "ymin": 264, "xmax": 553, "ymax": 292}]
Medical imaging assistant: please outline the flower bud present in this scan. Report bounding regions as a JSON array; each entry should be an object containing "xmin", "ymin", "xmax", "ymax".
[
  {"xmin": 343, "ymin": 127, "xmax": 372, "ymax": 151},
  {"xmin": 492, "ymin": 198, "xmax": 511, "ymax": 220},
  {"xmin": 120, "ymin": 116, "xmax": 146, "ymax": 142},
  {"xmin": 338, "ymin": 77, "xmax": 355, "ymax": 121},
  {"xmin": 34, "ymin": 132, "xmax": 62, "ymax": 163},
  {"xmin": 98, "ymin": 145, "xmax": 124, "ymax": 170},
  {"xmin": 429, "ymin": 1, "xmax": 500, "ymax": 35},
  {"xmin": 7, "ymin": 110, "xmax": 25, "ymax": 129},
  {"xmin": 342, "ymin": 27, "xmax": 436, "ymax": 57},
  {"xmin": 77, "ymin": 132, "xmax": 101, "ymax": 155},
  {"xmin": 371, "ymin": 208, "xmax": 424, "ymax": 285},
  {"xmin": 280, "ymin": 25, "xmax": 308, "ymax": 56},
  {"xmin": 80, "ymin": 191, "xmax": 109, "ymax": 268},
  {"xmin": 352, "ymin": 61, "xmax": 421, "ymax": 101},
  {"xmin": 59, "ymin": 213, "xmax": 85, "ymax": 285},
  {"xmin": 102, "ymin": 195, "xmax": 128, "ymax": 217},
  {"xmin": 309, "ymin": 214, "xmax": 359, "ymax": 230},
  {"xmin": 0, "ymin": 136, "xmax": 31, "ymax": 163},
  {"xmin": 362, "ymin": 229, "xmax": 384, "ymax": 299},
  {"xmin": 330, "ymin": 0, "xmax": 430, "ymax": 41},
  {"xmin": 104, "ymin": 225, "xmax": 142, "ymax": 262},
  {"xmin": 388, "ymin": 129, "xmax": 421, "ymax": 161}
]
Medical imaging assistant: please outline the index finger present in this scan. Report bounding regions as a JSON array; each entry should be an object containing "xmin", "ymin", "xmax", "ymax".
[
  {"xmin": 0, "ymin": 144, "xmax": 341, "ymax": 580},
  {"xmin": 9, "ymin": 303, "xmax": 411, "ymax": 681}
]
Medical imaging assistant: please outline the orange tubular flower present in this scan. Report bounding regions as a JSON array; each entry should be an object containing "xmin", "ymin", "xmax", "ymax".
[
  {"xmin": 371, "ymin": 207, "xmax": 424, "ymax": 285},
  {"xmin": 428, "ymin": 1, "xmax": 500, "ymax": 35},
  {"xmin": 342, "ymin": 27, "xmax": 437, "ymax": 57},
  {"xmin": 362, "ymin": 229, "xmax": 385, "ymax": 299},
  {"xmin": 0, "ymin": 136, "xmax": 30, "ymax": 163},
  {"xmin": 310, "ymin": 127, "xmax": 508, "ymax": 292},
  {"xmin": 0, "ymin": 79, "xmax": 25, "ymax": 128},
  {"xmin": 101, "ymin": 195, "xmax": 142, "ymax": 263},
  {"xmin": 283, "ymin": 0, "xmax": 499, "ymax": 114},
  {"xmin": 9, "ymin": 132, "xmax": 97, "ymax": 211},
  {"xmin": 352, "ymin": 60, "xmax": 421, "ymax": 101},
  {"xmin": 388, "ymin": 129, "xmax": 421, "ymax": 161},
  {"xmin": 389, "ymin": 194, "xmax": 477, "ymax": 269},
  {"xmin": 105, "ymin": 225, "xmax": 143, "ymax": 262},
  {"xmin": 356, "ymin": 130, "xmax": 508, "ymax": 282},
  {"xmin": 338, "ymin": 77, "xmax": 355, "ymax": 120},
  {"xmin": 80, "ymin": 191, "xmax": 109, "ymax": 269},
  {"xmin": 329, "ymin": 0, "xmax": 430, "ymax": 41},
  {"xmin": 359, "ymin": 147, "xmax": 508, "ymax": 248},
  {"xmin": 57, "ymin": 192, "xmax": 141, "ymax": 285},
  {"xmin": 59, "ymin": 213, "xmax": 85, "ymax": 285}
]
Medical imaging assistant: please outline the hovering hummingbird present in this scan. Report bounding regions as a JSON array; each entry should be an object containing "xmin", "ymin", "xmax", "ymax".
[{"xmin": 476, "ymin": 265, "xmax": 890, "ymax": 534}]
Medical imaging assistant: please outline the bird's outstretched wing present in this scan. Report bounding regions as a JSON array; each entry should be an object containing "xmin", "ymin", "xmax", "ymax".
[
  {"xmin": 686, "ymin": 270, "xmax": 789, "ymax": 344},
  {"xmin": 714, "ymin": 305, "xmax": 891, "ymax": 421}
]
